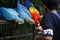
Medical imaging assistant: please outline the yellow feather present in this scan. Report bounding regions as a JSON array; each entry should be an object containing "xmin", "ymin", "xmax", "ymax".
[{"xmin": 29, "ymin": 7, "xmax": 39, "ymax": 14}]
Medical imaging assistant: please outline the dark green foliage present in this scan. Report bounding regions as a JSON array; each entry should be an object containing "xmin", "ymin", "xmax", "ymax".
[{"xmin": 0, "ymin": 0, "xmax": 17, "ymax": 8}]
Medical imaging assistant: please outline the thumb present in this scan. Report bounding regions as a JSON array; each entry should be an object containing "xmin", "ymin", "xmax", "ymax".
[{"xmin": 35, "ymin": 26, "xmax": 43, "ymax": 31}]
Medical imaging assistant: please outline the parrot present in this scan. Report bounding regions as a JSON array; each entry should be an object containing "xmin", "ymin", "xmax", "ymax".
[
  {"xmin": 16, "ymin": 0, "xmax": 35, "ymax": 24},
  {"xmin": 25, "ymin": 0, "xmax": 43, "ymax": 35},
  {"xmin": 29, "ymin": 7, "xmax": 41, "ymax": 25},
  {"xmin": 25, "ymin": 0, "xmax": 41, "ymax": 26},
  {"xmin": 0, "ymin": 7, "xmax": 24, "ymax": 24}
]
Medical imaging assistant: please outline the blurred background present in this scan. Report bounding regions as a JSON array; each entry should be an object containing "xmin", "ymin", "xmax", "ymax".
[{"xmin": 0, "ymin": 0, "xmax": 60, "ymax": 40}]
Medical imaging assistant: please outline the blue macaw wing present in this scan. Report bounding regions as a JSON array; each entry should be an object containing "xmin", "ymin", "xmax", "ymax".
[
  {"xmin": 17, "ymin": 8, "xmax": 31, "ymax": 20},
  {"xmin": 17, "ymin": 6, "xmax": 34, "ymax": 23},
  {"xmin": 8, "ymin": 8, "xmax": 19, "ymax": 16},
  {"xmin": 17, "ymin": 9, "xmax": 34, "ymax": 23},
  {"xmin": 17, "ymin": 0, "xmax": 34, "ymax": 23},
  {"xmin": 0, "ymin": 7, "xmax": 24, "ymax": 23},
  {"xmin": 21, "ymin": 5, "xmax": 31, "ymax": 17},
  {"xmin": 15, "ymin": 16, "xmax": 24, "ymax": 23},
  {"xmin": 7, "ymin": 8, "xmax": 24, "ymax": 23},
  {"xmin": 0, "ymin": 7, "xmax": 15, "ymax": 20},
  {"xmin": 17, "ymin": 0, "xmax": 31, "ymax": 17}
]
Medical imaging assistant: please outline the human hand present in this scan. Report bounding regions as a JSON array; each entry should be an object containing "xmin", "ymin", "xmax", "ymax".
[{"xmin": 35, "ymin": 26, "xmax": 43, "ymax": 31}]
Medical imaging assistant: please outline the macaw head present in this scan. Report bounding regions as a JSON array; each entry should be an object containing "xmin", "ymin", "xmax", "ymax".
[
  {"xmin": 17, "ymin": 0, "xmax": 23, "ymax": 10},
  {"xmin": 29, "ymin": 7, "xmax": 35, "ymax": 14},
  {"xmin": 29, "ymin": 7, "xmax": 40, "ymax": 14},
  {"xmin": 25, "ymin": 0, "xmax": 34, "ymax": 9}
]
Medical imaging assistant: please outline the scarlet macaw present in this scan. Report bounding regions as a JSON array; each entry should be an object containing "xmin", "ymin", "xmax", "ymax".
[{"xmin": 25, "ymin": 0, "xmax": 41, "ymax": 25}]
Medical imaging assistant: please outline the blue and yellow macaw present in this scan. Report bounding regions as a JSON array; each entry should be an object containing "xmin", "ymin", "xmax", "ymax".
[
  {"xmin": 0, "ymin": 7, "xmax": 24, "ymax": 24},
  {"xmin": 16, "ymin": 0, "xmax": 35, "ymax": 24}
]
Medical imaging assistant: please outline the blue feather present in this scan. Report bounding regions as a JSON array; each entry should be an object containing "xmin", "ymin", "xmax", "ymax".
[
  {"xmin": 17, "ymin": 0, "xmax": 31, "ymax": 17},
  {"xmin": 17, "ymin": 3, "xmax": 32, "ymax": 21},
  {"xmin": 8, "ymin": 8, "xmax": 19, "ymax": 16},
  {"xmin": 0, "ymin": 7, "xmax": 15, "ymax": 20},
  {"xmin": 17, "ymin": 0, "xmax": 34, "ymax": 23},
  {"xmin": 0, "ymin": 7, "xmax": 24, "ymax": 23},
  {"xmin": 25, "ymin": 0, "xmax": 34, "ymax": 9}
]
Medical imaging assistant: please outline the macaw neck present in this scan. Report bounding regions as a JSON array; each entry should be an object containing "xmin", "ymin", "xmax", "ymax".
[
  {"xmin": 17, "ymin": 0, "xmax": 21, "ymax": 6},
  {"xmin": 18, "ymin": 0, "xmax": 20, "ymax": 3},
  {"xmin": 17, "ymin": 0, "xmax": 21, "ymax": 9}
]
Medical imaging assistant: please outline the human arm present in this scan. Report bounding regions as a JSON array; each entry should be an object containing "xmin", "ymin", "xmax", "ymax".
[{"xmin": 35, "ymin": 14, "xmax": 54, "ymax": 40}]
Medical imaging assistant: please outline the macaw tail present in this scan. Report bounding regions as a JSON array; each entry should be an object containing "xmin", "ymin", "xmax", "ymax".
[{"xmin": 15, "ymin": 16, "xmax": 24, "ymax": 24}]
